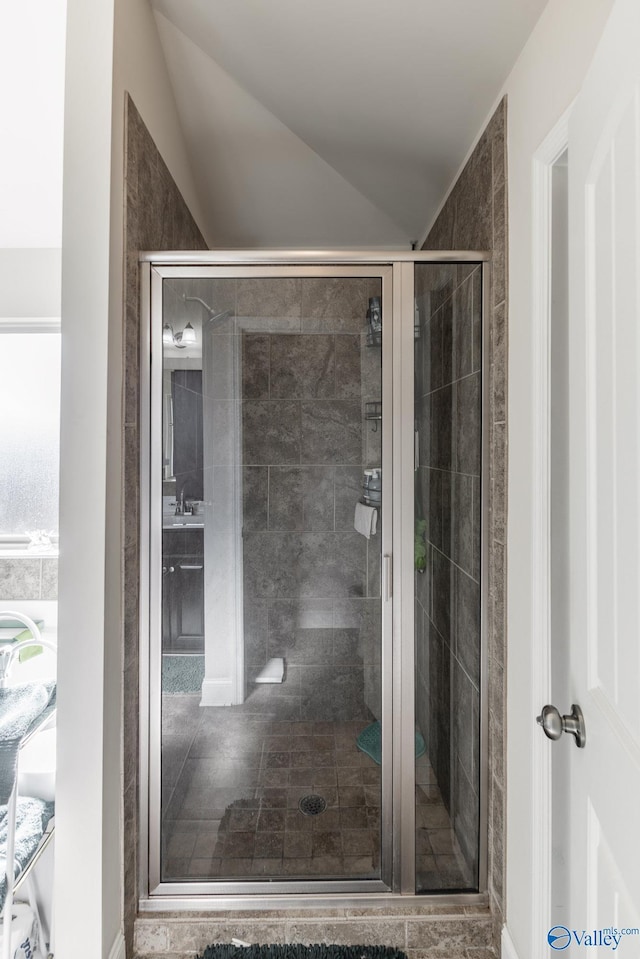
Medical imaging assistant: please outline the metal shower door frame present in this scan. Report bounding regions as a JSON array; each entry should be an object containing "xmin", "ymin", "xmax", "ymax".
[{"xmin": 138, "ymin": 251, "xmax": 490, "ymax": 910}]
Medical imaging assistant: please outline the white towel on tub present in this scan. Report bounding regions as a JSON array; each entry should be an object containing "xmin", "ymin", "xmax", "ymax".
[{"xmin": 354, "ymin": 502, "xmax": 378, "ymax": 539}]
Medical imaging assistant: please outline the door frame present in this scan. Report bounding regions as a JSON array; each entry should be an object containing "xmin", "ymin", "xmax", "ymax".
[
  {"xmin": 528, "ymin": 108, "xmax": 571, "ymax": 957},
  {"xmin": 138, "ymin": 250, "xmax": 490, "ymax": 908}
]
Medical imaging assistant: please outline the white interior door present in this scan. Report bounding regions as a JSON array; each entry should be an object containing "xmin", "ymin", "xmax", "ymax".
[{"xmin": 560, "ymin": 0, "xmax": 640, "ymax": 949}]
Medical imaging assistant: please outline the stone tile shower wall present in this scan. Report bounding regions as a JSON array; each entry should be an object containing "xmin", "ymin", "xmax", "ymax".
[
  {"xmin": 423, "ymin": 97, "xmax": 507, "ymax": 931},
  {"xmin": 0, "ymin": 557, "xmax": 58, "ymax": 600},
  {"xmin": 414, "ymin": 263, "xmax": 482, "ymax": 882},
  {"xmin": 122, "ymin": 96, "xmax": 207, "ymax": 955},
  {"xmin": 203, "ymin": 276, "xmax": 383, "ymax": 720}
]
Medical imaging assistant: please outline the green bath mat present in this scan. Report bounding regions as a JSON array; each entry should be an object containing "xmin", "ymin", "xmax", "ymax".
[
  {"xmin": 197, "ymin": 947, "xmax": 408, "ymax": 959},
  {"xmin": 356, "ymin": 720, "xmax": 426, "ymax": 766},
  {"xmin": 162, "ymin": 654, "xmax": 204, "ymax": 693}
]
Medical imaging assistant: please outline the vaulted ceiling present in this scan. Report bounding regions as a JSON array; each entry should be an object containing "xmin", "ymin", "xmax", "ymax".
[{"xmin": 150, "ymin": 0, "xmax": 548, "ymax": 248}]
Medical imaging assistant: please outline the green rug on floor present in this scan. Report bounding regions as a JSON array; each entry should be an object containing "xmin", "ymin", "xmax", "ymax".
[
  {"xmin": 162, "ymin": 654, "xmax": 204, "ymax": 693},
  {"xmin": 197, "ymin": 946, "xmax": 408, "ymax": 959},
  {"xmin": 356, "ymin": 720, "xmax": 426, "ymax": 766}
]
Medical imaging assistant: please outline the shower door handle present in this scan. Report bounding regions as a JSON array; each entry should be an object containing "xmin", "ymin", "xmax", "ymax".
[{"xmin": 382, "ymin": 554, "xmax": 392, "ymax": 602}]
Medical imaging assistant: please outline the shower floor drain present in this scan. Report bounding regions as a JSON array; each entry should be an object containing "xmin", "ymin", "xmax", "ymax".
[{"xmin": 298, "ymin": 794, "xmax": 327, "ymax": 816}]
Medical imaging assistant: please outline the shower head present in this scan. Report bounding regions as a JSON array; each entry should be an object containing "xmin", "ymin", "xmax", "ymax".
[
  {"xmin": 183, "ymin": 294, "xmax": 231, "ymax": 324},
  {"xmin": 208, "ymin": 309, "xmax": 232, "ymax": 323}
]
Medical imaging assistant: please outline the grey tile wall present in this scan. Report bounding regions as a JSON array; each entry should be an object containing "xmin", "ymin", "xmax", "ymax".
[
  {"xmin": 300, "ymin": 277, "xmax": 365, "ymax": 333},
  {"xmin": 269, "ymin": 334, "xmax": 334, "ymax": 398},
  {"xmin": 122, "ymin": 95, "xmax": 208, "ymax": 956},
  {"xmin": 243, "ymin": 400, "xmax": 302, "ymax": 464},
  {"xmin": 415, "ymin": 260, "xmax": 482, "ymax": 891},
  {"xmin": 300, "ymin": 400, "xmax": 362, "ymax": 464},
  {"xmin": 239, "ymin": 279, "xmax": 383, "ymax": 723},
  {"xmin": 41, "ymin": 558, "xmax": 59, "ymax": 600},
  {"xmin": 0, "ymin": 557, "xmax": 58, "ymax": 600},
  {"xmin": 422, "ymin": 98, "xmax": 508, "ymax": 935},
  {"xmin": 133, "ymin": 907, "xmax": 495, "ymax": 959}
]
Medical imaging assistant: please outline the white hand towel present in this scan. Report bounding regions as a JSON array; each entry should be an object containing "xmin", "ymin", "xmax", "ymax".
[{"xmin": 354, "ymin": 502, "xmax": 378, "ymax": 539}]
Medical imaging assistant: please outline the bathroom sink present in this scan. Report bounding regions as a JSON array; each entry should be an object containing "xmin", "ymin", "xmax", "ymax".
[{"xmin": 162, "ymin": 515, "xmax": 204, "ymax": 529}]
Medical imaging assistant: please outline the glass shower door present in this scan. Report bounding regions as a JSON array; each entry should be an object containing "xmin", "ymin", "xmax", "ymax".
[
  {"xmin": 153, "ymin": 268, "xmax": 391, "ymax": 889},
  {"xmin": 142, "ymin": 253, "xmax": 488, "ymax": 902},
  {"xmin": 413, "ymin": 262, "xmax": 484, "ymax": 892}
]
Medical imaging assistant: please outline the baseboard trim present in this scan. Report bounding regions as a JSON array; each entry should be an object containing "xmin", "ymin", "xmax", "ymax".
[
  {"xmin": 501, "ymin": 925, "xmax": 521, "ymax": 959},
  {"xmin": 108, "ymin": 931, "xmax": 126, "ymax": 959},
  {"xmin": 200, "ymin": 677, "xmax": 235, "ymax": 707}
]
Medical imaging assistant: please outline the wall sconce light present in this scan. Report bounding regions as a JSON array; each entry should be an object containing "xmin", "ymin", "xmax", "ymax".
[{"xmin": 162, "ymin": 321, "xmax": 197, "ymax": 348}]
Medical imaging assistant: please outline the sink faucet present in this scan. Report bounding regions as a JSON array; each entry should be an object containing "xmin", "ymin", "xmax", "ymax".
[
  {"xmin": 0, "ymin": 611, "xmax": 57, "ymax": 687},
  {"xmin": 175, "ymin": 490, "xmax": 193, "ymax": 515}
]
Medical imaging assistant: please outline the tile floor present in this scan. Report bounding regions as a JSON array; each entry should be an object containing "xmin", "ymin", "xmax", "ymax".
[{"xmin": 161, "ymin": 690, "xmax": 472, "ymax": 889}]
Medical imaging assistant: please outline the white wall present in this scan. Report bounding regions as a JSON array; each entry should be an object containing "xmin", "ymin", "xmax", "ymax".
[
  {"xmin": 59, "ymin": 1, "xmax": 206, "ymax": 956},
  {"xmin": 57, "ymin": 0, "xmax": 116, "ymax": 954},
  {"xmin": 503, "ymin": 1, "xmax": 614, "ymax": 957},
  {"xmin": 0, "ymin": 250, "xmax": 61, "ymax": 317},
  {"xmin": 0, "ymin": 2, "xmax": 64, "ymax": 949},
  {"xmin": 0, "ymin": 0, "xmax": 66, "ymax": 249},
  {"xmin": 111, "ymin": 0, "xmax": 209, "ymax": 246},
  {"xmin": 153, "ymin": 11, "xmax": 409, "ymax": 249},
  {"xmin": 0, "ymin": 0, "xmax": 65, "ymax": 331}
]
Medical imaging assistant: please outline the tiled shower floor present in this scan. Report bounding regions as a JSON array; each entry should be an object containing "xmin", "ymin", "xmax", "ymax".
[{"xmin": 162, "ymin": 693, "xmax": 471, "ymax": 889}]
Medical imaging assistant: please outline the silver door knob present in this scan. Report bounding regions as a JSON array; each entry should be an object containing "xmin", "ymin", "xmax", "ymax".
[{"xmin": 536, "ymin": 704, "xmax": 586, "ymax": 748}]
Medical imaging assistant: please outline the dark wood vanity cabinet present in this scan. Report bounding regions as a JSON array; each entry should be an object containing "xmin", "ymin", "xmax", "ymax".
[{"xmin": 162, "ymin": 528, "xmax": 204, "ymax": 652}]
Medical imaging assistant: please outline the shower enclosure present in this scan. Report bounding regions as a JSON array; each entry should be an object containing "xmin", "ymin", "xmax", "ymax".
[{"xmin": 139, "ymin": 253, "xmax": 488, "ymax": 903}]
